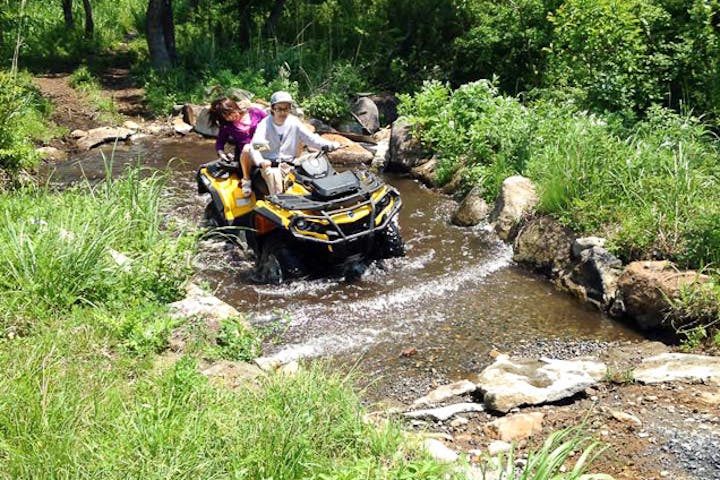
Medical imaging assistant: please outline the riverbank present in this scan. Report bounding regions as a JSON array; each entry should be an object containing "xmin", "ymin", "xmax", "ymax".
[{"xmin": 389, "ymin": 80, "xmax": 720, "ymax": 352}]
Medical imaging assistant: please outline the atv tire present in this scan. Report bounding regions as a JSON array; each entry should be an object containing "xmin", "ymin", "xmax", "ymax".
[
  {"xmin": 202, "ymin": 203, "xmax": 225, "ymax": 229},
  {"xmin": 376, "ymin": 220, "xmax": 405, "ymax": 259},
  {"xmin": 254, "ymin": 235, "xmax": 303, "ymax": 284}
]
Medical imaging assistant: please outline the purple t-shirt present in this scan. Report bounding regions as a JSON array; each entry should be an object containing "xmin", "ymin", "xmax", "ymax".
[{"xmin": 215, "ymin": 107, "xmax": 267, "ymax": 152}]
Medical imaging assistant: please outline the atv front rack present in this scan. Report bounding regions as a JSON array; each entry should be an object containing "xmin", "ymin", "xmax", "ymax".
[{"xmin": 284, "ymin": 187, "xmax": 402, "ymax": 245}]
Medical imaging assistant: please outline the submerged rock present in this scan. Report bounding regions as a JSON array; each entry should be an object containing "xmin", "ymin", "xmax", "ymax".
[
  {"xmin": 35, "ymin": 146, "xmax": 66, "ymax": 161},
  {"xmin": 489, "ymin": 176, "xmax": 538, "ymax": 241},
  {"xmin": 617, "ymin": 261, "xmax": 708, "ymax": 329},
  {"xmin": 76, "ymin": 126, "xmax": 133, "ymax": 150},
  {"xmin": 452, "ymin": 186, "xmax": 489, "ymax": 226},
  {"xmin": 476, "ymin": 354, "xmax": 606, "ymax": 413},
  {"xmin": 633, "ymin": 353, "xmax": 720, "ymax": 385}
]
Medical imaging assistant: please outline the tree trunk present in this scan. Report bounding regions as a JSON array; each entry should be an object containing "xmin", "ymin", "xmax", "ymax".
[
  {"xmin": 263, "ymin": 0, "xmax": 286, "ymax": 37},
  {"xmin": 81, "ymin": 0, "xmax": 93, "ymax": 37},
  {"xmin": 62, "ymin": 0, "xmax": 74, "ymax": 28},
  {"xmin": 236, "ymin": 0, "xmax": 255, "ymax": 49},
  {"xmin": 161, "ymin": 0, "xmax": 177, "ymax": 63},
  {"xmin": 146, "ymin": 0, "xmax": 176, "ymax": 69}
]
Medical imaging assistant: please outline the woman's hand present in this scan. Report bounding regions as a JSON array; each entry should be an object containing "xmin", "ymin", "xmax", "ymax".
[{"xmin": 217, "ymin": 151, "xmax": 230, "ymax": 162}]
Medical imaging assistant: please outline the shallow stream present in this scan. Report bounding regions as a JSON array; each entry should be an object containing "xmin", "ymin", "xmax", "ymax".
[{"xmin": 45, "ymin": 139, "xmax": 644, "ymax": 400}]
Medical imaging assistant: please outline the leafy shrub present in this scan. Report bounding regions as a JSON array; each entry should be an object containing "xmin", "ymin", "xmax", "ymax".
[
  {"xmin": 546, "ymin": 0, "xmax": 673, "ymax": 115},
  {"xmin": 0, "ymin": 72, "xmax": 54, "ymax": 176}
]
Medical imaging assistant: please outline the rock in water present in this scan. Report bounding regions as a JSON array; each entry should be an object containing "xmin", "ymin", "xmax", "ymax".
[
  {"xmin": 489, "ymin": 176, "xmax": 538, "ymax": 241},
  {"xmin": 476, "ymin": 354, "xmax": 606, "ymax": 412},
  {"xmin": 617, "ymin": 261, "xmax": 708, "ymax": 329},
  {"xmin": 513, "ymin": 216, "xmax": 573, "ymax": 274},
  {"xmin": 76, "ymin": 126, "xmax": 133, "ymax": 150},
  {"xmin": 194, "ymin": 107, "xmax": 219, "ymax": 137},
  {"xmin": 452, "ymin": 186, "xmax": 489, "ymax": 226}
]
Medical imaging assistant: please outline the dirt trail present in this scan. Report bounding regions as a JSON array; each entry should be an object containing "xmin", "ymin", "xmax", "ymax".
[{"xmin": 33, "ymin": 48, "xmax": 149, "ymax": 137}]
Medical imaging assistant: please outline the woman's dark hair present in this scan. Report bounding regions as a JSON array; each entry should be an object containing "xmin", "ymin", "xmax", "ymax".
[{"xmin": 208, "ymin": 97, "xmax": 247, "ymax": 127}]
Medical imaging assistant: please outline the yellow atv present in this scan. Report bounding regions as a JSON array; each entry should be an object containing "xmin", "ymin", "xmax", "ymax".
[{"xmin": 196, "ymin": 150, "xmax": 404, "ymax": 283}]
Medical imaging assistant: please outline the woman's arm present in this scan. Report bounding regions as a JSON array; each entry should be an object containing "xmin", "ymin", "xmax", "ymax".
[{"xmin": 215, "ymin": 125, "xmax": 229, "ymax": 154}]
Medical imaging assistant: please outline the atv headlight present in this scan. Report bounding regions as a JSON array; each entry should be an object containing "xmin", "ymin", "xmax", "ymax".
[
  {"xmin": 296, "ymin": 218, "xmax": 308, "ymax": 230},
  {"xmin": 377, "ymin": 194, "xmax": 391, "ymax": 209}
]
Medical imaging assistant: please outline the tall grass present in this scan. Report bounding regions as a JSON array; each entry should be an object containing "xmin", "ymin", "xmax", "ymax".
[{"xmin": 0, "ymin": 163, "xmax": 191, "ymax": 333}]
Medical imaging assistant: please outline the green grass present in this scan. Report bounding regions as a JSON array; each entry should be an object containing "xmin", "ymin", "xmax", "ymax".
[
  {"xmin": 490, "ymin": 426, "xmax": 612, "ymax": 480},
  {"xmin": 68, "ymin": 65, "xmax": 121, "ymax": 124},
  {"xmin": 0, "ymin": 70, "xmax": 63, "ymax": 178},
  {"xmin": 0, "ymin": 162, "xmax": 192, "ymax": 335}
]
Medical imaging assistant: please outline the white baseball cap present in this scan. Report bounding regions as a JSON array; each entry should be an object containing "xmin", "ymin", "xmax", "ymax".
[{"xmin": 270, "ymin": 91, "xmax": 294, "ymax": 106}]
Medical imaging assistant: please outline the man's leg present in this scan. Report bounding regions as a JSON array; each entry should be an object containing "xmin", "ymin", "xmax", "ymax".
[
  {"xmin": 239, "ymin": 144, "xmax": 252, "ymax": 180},
  {"xmin": 261, "ymin": 166, "xmax": 283, "ymax": 195}
]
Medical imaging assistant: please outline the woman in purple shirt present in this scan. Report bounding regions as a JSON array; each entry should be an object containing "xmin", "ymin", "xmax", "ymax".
[{"xmin": 209, "ymin": 97, "xmax": 267, "ymax": 195}]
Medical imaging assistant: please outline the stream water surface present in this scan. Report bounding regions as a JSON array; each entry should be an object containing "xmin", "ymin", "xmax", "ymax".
[{"xmin": 46, "ymin": 139, "xmax": 644, "ymax": 399}]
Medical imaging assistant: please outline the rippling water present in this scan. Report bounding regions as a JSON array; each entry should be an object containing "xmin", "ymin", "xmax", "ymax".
[{"xmin": 44, "ymin": 139, "xmax": 643, "ymax": 398}]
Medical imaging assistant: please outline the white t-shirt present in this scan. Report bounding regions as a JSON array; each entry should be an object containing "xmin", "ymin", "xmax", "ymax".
[{"xmin": 273, "ymin": 121, "xmax": 289, "ymax": 140}]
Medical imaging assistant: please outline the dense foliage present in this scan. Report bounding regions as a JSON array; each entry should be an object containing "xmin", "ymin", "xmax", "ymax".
[
  {"xmin": 400, "ymin": 80, "xmax": 720, "ymax": 269},
  {"xmin": 3, "ymin": 0, "xmax": 719, "ymax": 122}
]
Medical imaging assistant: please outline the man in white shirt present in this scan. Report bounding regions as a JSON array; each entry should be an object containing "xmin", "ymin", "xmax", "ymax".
[{"xmin": 250, "ymin": 91, "xmax": 340, "ymax": 194}]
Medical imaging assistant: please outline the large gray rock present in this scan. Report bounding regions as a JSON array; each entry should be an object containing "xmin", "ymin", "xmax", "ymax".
[
  {"xmin": 412, "ymin": 379, "xmax": 478, "ymax": 406},
  {"xmin": 513, "ymin": 216, "xmax": 573, "ymax": 275},
  {"xmin": 169, "ymin": 283, "xmax": 243, "ymax": 323},
  {"xmin": 351, "ymin": 96, "xmax": 380, "ymax": 134},
  {"xmin": 76, "ymin": 126, "xmax": 133, "ymax": 150},
  {"xmin": 489, "ymin": 176, "xmax": 538, "ymax": 240},
  {"xmin": 168, "ymin": 283, "xmax": 248, "ymax": 352},
  {"xmin": 387, "ymin": 117, "xmax": 429, "ymax": 171},
  {"xmin": 452, "ymin": 186, "xmax": 489, "ymax": 226},
  {"xmin": 572, "ymin": 236, "xmax": 606, "ymax": 259},
  {"xmin": 476, "ymin": 354, "xmax": 606, "ymax": 413},
  {"xmin": 634, "ymin": 353, "xmax": 720, "ymax": 385},
  {"xmin": 194, "ymin": 107, "xmax": 219, "ymax": 137},
  {"xmin": 411, "ymin": 157, "xmax": 439, "ymax": 187},
  {"xmin": 183, "ymin": 103, "xmax": 204, "ymax": 126},
  {"xmin": 561, "ymin": 245, "xmax": 623, "ymax": 309},
  {"xmin": 617, "ymin": 261, "xmax": 709, "ymax": 329},
  {"xmin": 369, "ymin": 93, "xmax": 399, "ymax": 126}
]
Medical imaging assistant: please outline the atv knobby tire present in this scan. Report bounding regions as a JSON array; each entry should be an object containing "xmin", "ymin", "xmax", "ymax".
[
  {"xmin": 254, "ymin": 235, "xmax": 303, "ymax": 284},
  {"xmin": 376, "ymin": 220, "xmax": 405, "ymax": 259}
]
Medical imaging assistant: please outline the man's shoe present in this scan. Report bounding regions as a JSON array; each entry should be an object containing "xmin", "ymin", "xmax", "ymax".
[{"xmin": 241, "ymin": 179, "xmax": 252, "ymax": 196}]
